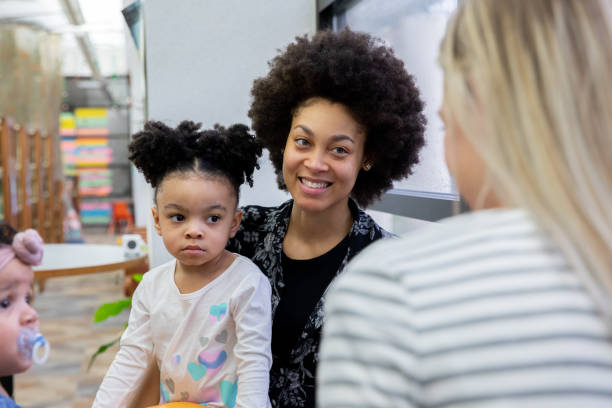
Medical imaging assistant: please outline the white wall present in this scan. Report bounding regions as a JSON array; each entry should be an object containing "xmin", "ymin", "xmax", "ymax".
[{"xmin": 142, "ymin": 0, "xmax": 316, "ymax": 266}]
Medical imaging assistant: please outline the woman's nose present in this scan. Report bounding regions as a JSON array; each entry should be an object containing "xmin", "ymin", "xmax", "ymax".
[{"xmin": 304, "ymin": 150, "xmax": 328, "ymax": 171}]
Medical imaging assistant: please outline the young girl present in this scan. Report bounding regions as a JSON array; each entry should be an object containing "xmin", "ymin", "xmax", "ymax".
[
  {"xmin": 94, "ymin": 121, "xmax": 272, "ymax": 408},
  {"xmin": 0, "ymin": 225, "xmax": 47, "ymax": 408}
]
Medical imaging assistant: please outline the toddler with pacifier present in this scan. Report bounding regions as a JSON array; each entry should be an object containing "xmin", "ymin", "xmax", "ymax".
[{"xmin": 0, "ymin": 225, "xmax": 49, "ymax": 408}]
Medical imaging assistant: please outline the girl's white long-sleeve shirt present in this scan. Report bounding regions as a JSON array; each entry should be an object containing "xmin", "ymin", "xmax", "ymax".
[{"xmin": 94, "ymin": 254, "xmax": 272, "ymax": 408}]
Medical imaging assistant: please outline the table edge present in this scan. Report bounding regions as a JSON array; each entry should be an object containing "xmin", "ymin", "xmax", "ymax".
[{"xmin": 34, "ymin": 255, "xmax": 147, "ymax": 279}]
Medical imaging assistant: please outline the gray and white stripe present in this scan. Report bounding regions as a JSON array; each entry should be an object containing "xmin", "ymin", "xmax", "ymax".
[{"xmin": 318, "ymin": 209, "xmax": 612, "ymax": 408}]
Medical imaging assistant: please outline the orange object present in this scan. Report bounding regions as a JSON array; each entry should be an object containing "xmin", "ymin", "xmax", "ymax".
[
  {"xmin": 148, "ymin": 403, "xmax": 207, "ymax": 408},
  {"xmin": 107, "ymin": 200, "xmax": 134, "ymax": 234}
]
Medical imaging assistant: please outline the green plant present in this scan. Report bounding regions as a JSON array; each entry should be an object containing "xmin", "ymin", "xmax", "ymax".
[{"xmin": 88, "ymin": 273, "xmax": 143, "ymax": 370}]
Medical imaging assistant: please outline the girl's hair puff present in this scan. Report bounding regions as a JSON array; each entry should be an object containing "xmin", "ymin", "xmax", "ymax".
[
  {"xmin": 129, "ymin": 120, "xmax": 263, "ymax": 203},
  {"xmin": 0, "ymin": 223, "xmax": 17, "ymax": 245}
]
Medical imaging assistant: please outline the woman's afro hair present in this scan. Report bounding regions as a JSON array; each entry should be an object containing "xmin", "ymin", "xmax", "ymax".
[
  {"xmin": 129, "ymin": 120, "xmax": 263, "ymax": 198},
  {"xmin": 249, "ymin": 28, "xmax": 427, "ymax": 207},
  {"xmin": 0, "ymin": 223, "xmax": 17, "ymax": 246}
]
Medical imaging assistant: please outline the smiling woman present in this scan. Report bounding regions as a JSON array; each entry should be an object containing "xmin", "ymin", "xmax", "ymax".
[
  {"xmin": 282, "ymin": 98, "xmax": 366, "ymax": 220},
  {"xmin": 222, "ymin": 28, "xmax": 427, "ymax": 408}
]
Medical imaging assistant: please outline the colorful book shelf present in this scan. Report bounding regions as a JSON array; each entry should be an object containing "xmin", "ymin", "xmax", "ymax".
[
  {"xmin": 60, "ymin": 112, "xmax": 77, "ymax": 176},
  {"xmin": 73, "ymin": 108, "xmax": 113, "ymax": 225}
]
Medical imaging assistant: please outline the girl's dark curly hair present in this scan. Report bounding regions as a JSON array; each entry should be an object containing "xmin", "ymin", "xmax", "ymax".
[
  {"xmin": 249, "ymin": 28, "xmax": 426, "ymax": 207},
  {"xmin": 0, "ymin": 223, "xmax": 17, "ymax": 245},
  {"xmin": 129, "ymin": 120, "xmax": 263, "ymax": 204}
]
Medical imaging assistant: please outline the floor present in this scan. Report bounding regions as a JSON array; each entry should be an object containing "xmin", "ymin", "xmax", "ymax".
[{"xmin": 13, "ymin": 231, "xmax": 129, "ymax": 407}]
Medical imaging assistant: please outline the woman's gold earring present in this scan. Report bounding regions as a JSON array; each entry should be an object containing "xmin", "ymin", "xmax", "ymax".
[{"xmin": 362, "ymin": 162, "xmax": 372, "ymax": 171}]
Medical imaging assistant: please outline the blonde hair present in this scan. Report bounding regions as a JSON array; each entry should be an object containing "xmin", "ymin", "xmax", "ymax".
[{"xmin": 439, "ymin": 0, "xmax": 612, "ymax": 312}]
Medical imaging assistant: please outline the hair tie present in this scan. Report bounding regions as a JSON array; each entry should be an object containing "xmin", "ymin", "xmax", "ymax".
[{"xmin": 0, "ymin": 229, "xmax": 44, "ymax": 272}]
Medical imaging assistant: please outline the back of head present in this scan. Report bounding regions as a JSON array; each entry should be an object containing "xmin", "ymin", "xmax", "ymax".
[
  {"xmin": 129, "ymin": 120, "xmax": 263, "ymax": 203},
  {"xmin": 439, "ymin": 0, "xmax": 612, "ymax": 304}
]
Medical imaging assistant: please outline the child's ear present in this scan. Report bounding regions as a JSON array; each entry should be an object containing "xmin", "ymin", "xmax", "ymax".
[
  {"xmin": 151, "ymin": 206, "xmax": 162, "ymax": 236},
  {"xmin": 229, "ymin": 210, "xmax": 243, "ymax": 238}
]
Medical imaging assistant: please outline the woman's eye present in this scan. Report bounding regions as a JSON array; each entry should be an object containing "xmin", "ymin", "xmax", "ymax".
[
  {"xmin": 26, "ymin": 295, "xmax": 33, "ymax": 305},
  {"xmin": 295, "ymin": 138, "xmax": 310, "ymax": 147},
  {"xmin": 332, "ymin": 146, "xmax": 349, "ymax": 155},
  {"xmin": 170, "ymin": 214, "xmax": 185, "ymax": 222},
  {"xmin": 208, "ymin": 215, "xmax": 220, "ymax": 223},
  {"xmin": 1, "ymin": 298, "xmax": 10, "ymax": 309}
]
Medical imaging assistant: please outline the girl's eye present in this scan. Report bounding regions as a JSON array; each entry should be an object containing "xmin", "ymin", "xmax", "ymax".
[
  {"xmin": 170, "ymin": 214, "xmax": 185, "ymax": 222},
  {"xmin": 26, "ymin": 295, "xmax": 33, "ymax": 305},
  {"xmin": 1, "ymin": 298, "xmax": 10, "ymax": 309},
  {"xmin": 208, "ymin": 215, "xmax": 220, "ymax": 223},
  {"xmin": 332, "ymin": 146, "xmax": 349, "ymax": 155}
]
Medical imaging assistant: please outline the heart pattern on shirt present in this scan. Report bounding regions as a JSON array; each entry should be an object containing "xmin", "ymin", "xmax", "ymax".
[
  {"xmin": 209, "ymin": 302, "xmax": 227, "ymax": 322},
  {"xmin": 160, "ymin": 381, "xmax": 170, "ymax": 403},
  {"xmin": 164, "ymin": 377, "xmax": 175, "ymax": 393},
  {"xmin": 198, "ymin": 349, "xmax": 227, "ymax": 369},
  {"xmin": 215, "ymin": 330, "xmax": 228, "ymax": 344},
  {"xmin": 220, "ymin": 379, "xmax": 238, "ymax": 408},
  {"xmin": 187, "ymin": 361, "xmax": 207, "ymax": 381},
  {"xmin": 198, "ymin": 387, "xmax": 221, "ymax": 404}
]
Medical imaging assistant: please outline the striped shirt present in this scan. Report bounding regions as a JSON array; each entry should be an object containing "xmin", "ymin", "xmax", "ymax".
[{"xmin": 318, "ymin": 208, "xmax": 612, "ymax": 408}]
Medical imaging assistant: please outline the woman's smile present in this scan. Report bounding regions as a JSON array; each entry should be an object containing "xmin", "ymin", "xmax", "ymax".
[{"xmin": 299, "ymin": 177, "xmax": 332, "ymax": 193}]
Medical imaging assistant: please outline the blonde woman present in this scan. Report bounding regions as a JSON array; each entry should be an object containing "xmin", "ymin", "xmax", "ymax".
[{"xmin": 318, "ymin": 0, "xmax": 612, "ymax": 407}]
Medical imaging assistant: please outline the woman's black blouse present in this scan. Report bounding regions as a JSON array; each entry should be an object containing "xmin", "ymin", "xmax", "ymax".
[{"xmin": 227, "ymin": 199, "xmax": 391, "ymax": 407}]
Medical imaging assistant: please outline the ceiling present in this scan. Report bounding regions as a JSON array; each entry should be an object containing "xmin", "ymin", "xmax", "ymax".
[{"xmin": 0, "ymin": 0, "xmax": 128, "ymax": 77}]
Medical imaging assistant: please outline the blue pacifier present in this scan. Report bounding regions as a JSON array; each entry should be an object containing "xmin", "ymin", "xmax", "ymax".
[{"xmin": 17, "ymin": 328, "xmax": 50, "ymax": 364}]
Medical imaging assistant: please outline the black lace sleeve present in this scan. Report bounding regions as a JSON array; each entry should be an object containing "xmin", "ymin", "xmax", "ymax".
[{"xmin": 227, "ymin": 205, "xmax": 264, "ymax": 258}]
